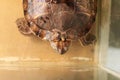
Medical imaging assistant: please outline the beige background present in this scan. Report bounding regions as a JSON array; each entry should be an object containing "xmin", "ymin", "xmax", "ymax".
[{"xmin": 0, "ymin": 0, "xmax": 95, "ymax": 66}]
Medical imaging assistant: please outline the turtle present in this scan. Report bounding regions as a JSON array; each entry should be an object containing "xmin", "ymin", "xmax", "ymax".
[{"xmin": 16, "ymin": 0, "xmax": 97, "ymax": 54}]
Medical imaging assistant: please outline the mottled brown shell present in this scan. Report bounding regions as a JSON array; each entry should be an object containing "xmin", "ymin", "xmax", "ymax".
[{"xmin": 16, "ymin": 0, "xmax": 97, "ymax": 54}]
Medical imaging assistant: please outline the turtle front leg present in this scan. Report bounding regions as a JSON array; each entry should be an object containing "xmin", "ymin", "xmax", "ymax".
[
  {"xmin": 79, "ymin": 33, "xmax": 96, "ymax": 46},
  {"xmin": 16, "ymin": 18, "xmax": 32, "ymax": 35},
  {"xmin": 16, "ymin": 18, "xmax": 51, "ymax": 40}
]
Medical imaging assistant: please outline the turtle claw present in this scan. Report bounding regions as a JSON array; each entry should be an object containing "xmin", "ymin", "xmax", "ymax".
[
  {"xmin": 16, "ymin": 18, "xmax": 32, "ymax": 35},
  {"xmin": 79, "ymin": 33, "xmax": 96, "ymax": 46}
]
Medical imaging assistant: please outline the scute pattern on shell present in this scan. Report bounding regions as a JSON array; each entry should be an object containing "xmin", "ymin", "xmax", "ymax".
[{"xmin": 16, "ymin": 0, "xmax": 97, "ymax": 54}]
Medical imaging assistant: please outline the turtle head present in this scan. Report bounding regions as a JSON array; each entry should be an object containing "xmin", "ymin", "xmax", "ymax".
[{"xmin": 49, "ymin": 32, "xmax": 71, "ymax": 54}]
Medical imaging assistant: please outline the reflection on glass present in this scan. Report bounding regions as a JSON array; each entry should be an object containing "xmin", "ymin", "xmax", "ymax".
[
  {"xmin": 0, "ymin": 67, "xmax": 119, "ymax": 80},
  {"xmin": 106, "ymin": 0, "xmax": 120, "ymax": 73}
]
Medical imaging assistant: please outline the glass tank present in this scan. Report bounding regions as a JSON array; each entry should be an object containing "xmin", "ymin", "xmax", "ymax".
[
  {"xmin": 0, "ymin": 0, "xmax": 120, "ymax": 80},
  {"xmin": 100, "ymin": 0, "xmax": 120, "ymax": 75}
]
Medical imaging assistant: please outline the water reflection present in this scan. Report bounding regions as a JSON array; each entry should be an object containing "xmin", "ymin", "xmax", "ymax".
[
  {"xmin": 107, "ymin": 0, "xmax": 120, "ymax": 74},
  {"xmin": 0, "ymin": 67, "xmax": 119, "ymax": 80}
]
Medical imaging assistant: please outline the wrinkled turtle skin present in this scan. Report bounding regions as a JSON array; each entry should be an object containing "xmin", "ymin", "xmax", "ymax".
[{"xmin": 16, "ymin": 0, "xmax": 97, "ymax": 54}]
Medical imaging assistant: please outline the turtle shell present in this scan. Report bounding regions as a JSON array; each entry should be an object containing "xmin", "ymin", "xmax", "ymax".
[{"xmin": 16, "ymin": 0, "xmax": 97, "ymax": 54}]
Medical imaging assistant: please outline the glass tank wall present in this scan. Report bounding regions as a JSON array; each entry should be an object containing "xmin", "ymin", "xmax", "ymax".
[
  {"xmin": 98, "ymin": 0, "xmax": 120, "ymax": 77},
  {"xmin": 103, "ymin": 0, "xmax": 120, "ymax": 74},
  {"xmin": 0, "ymin": 0, "xmax": 120, "ymax": 80}
]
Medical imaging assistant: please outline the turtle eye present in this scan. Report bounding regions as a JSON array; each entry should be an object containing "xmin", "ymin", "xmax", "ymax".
[
  {"xmin": 51, "ymin": 34, "xmax": 59, "ymax": 42},
  {"xmin": 57, "ymin": 34, "xmax": 61, "ymax": 41}
]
